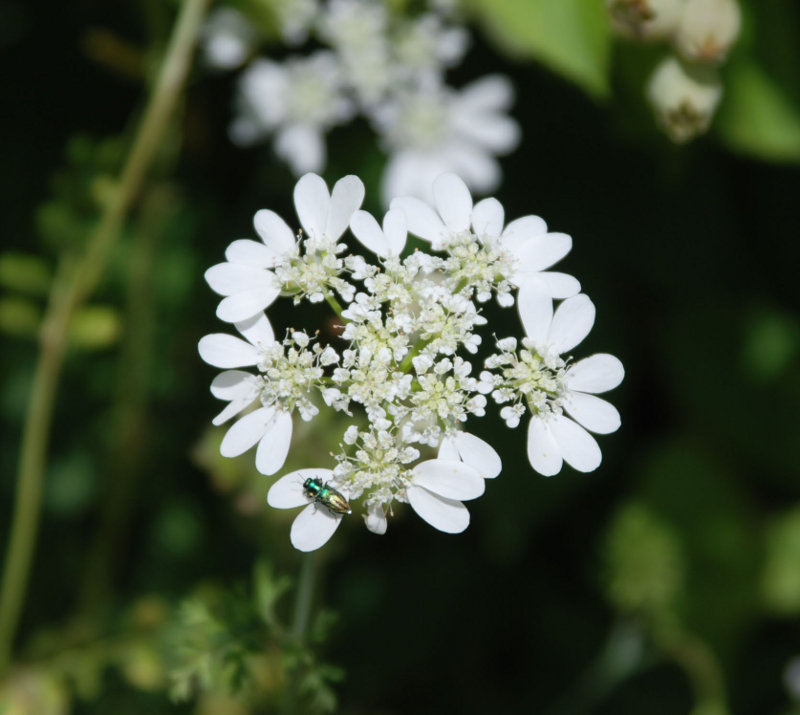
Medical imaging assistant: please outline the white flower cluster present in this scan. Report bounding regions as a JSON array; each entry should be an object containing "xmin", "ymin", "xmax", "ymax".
[
  {"xmin": 606, "ymin": 0, "xmax": 741, "ymax": 142},
  {"xmin": 204, "ymin": 0, "xmax": 518, "ymax": 204},
  {"xmin": 199, "ymin": 172, "xmax": 624, "ymax": 551}
]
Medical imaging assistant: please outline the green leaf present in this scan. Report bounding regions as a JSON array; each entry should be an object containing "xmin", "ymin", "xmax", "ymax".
[
  {"xmin": 0, "ymin": 253, "xmax": 51, "ymax": 295},
  {"xmin": 69, "ymin": 304, "xmax": 122, "ymax": 350},
  {"xmin": 0, "ymin": 296, "xmax": 40, "ymax": 338},
  {"xmin": 715, "ymin": 59, "xmax": 800, "ymax": 162},
  {"xmin": 465, "ymin": 0, "xmax": 612, "ymax": 99}
]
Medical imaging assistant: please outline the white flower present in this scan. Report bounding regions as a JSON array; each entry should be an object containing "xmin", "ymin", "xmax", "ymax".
[
  {"xmin": 198, "ymin": 313, "xmax": 294, "ymax": 476},
  {"xmin": 647, "ymin": 56, "xmax": 722, "ymax": 143},
  {"xmin": 516, "ymin": 289, "xmax": 624, "ymax": 476},
  {"xmin": 405, "ymin": 459, "xmax": 485, "ymax": 534},
  {"xmin": 392, "ymin": 14, "xmax": 470, "ymax": 83},
  {"xmin": 230, "ymin": 52, "xmax": 355, "ymax": 174},
  {"xmin": 275, "ymin": 0, "xmax": 319, "ymax": 45},
  {"xmin": 206, "ymin": 173, "xmax": 364, "ymax": 323},
  {"xmin": 606, "ymin": 0, "xmax": 685, "ymax": 41},
  {"xmin": 674, "ymin": 0, "xmax": 741, "ymax": 64},
  {"xmin": 201, "ymin": 7, "xmax": 256, "ymax": 70},
  {"xmin": 268, "ymin": 469, "xmax": 351, "ymax": 551},
  {"xmin": 373, "ymin": 76, "xmax": 520, "ymax": 205},
  {"xmin": 392, "ymin": 173, "xmax": 580, "ymax": 301}
]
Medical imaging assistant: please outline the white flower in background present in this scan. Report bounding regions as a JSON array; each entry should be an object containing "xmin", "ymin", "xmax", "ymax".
[
  {"xmin": 373, "ymin": 76, "xmax": 520, "ymax": 205},
  {"xmin": 205, "ymin": 173, "xmax": 364, "ymax": 323},
  {"xmin": 606, "ymin": 0, "xmax": 685, "ymax": 41},
  {"xmin": 392, "ymin": 173, "xmax": 579, "ymax": 304},
  {"xmin": 275, "ymin": 0, "xmax": 320, "ymax": 45},
  {"xmin": 392, "ymin": 13, "xmax": 470, "ymax": 83},
  {"xmin": 647, "ymin": 56, "xmax": 722, "ymax": 143},
  {"xmin": 201, "ymin": 7, "xmax": 257, "ymax": 70},
  {"xmin": 230, "ymin": 51, "xmax": 355, "ymax": 174},
  {"xmin": 318, "ymin": 0, "xmax": 393, "ymax": 107},
  {"xmin": 487, "ymin": 289, "xmax": 624, "ymax": 476},
  {"xmin": 201, "ymin": 173, "xmax": 624, "ymax": 550},
  {"xmin": 674, "ymin": 0, "xmax": 741, "ymax": 64}
]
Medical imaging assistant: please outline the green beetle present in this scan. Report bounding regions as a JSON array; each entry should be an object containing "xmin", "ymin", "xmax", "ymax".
[{"xmin": 303, "ymin": 477, "xmax": 352, "ymax": 515}]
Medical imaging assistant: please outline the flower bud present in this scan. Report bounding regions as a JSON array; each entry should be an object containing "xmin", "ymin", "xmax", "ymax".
[
  {"xmin": 647, "ymin": 56, "xmax": 722, "ymax": 143},
  {"xmin": 674, "ymin": 0, "xmax": 741, "ymax": 63},
  {"xmin": 606, "ymin": 0, "xmax": 685, "ymax": 41}
]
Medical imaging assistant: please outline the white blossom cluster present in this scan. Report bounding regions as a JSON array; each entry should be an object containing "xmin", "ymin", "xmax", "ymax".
[
  {"xmin": 199, "ymin": 172, "xmax": 624, "ymax": 551},
  {"xmin": 606, "ymin": 0, "xmax": 742, "ymax": 142},
  {"xmin": 202, "ymin": 0, "xmax": 519, "ymax": 204}
]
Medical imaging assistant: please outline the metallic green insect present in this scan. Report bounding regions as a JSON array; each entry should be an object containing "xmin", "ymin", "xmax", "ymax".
[{"xmin": 303, "ymin": 477, "xmax": 352, "ymax": 515}]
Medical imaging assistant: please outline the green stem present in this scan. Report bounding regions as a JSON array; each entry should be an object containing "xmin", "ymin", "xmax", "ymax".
[
  {"xmin": 325, "ymin": 294, "xmax": 344, "ymax": 319},
  {"xmin": 0, "ymin": 0, "xmax": 211, "ymax": 675}
]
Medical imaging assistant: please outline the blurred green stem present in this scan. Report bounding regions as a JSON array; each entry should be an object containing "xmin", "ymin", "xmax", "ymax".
[
  {"xmin": 0, "ymin": 0, "xmax": 211, "ymax": 675},
  {"xmin": 292, "ymin": 555, "xmax": 316, "ymax": 642}
]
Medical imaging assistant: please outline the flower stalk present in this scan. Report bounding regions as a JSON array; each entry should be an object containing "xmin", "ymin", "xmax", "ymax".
[{"xmin": 0, "ymin": 0, "xmax": 211, "ymax": 674}]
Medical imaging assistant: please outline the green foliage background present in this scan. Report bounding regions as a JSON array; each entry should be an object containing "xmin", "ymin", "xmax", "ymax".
[{"xmin": 1, "ymin": 0, "xmax": 800, "ymax": 713}]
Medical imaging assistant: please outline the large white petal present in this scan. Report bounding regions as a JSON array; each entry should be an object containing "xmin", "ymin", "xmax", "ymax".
[
  {"xmin": 433, "ymin": 173, "xmax": 472, "ymax": 234},
  {"xmin": 268, "ymin": 468, "xmax": 334, "ymax": 509},
  {"xmin": 212, "ymin": 395, "xmax": 259, "ymax": 426},
  {"xmin": 564, "ymin": 392, "xmax": 621, "ymax": 434},
  {"xmin": 565, "ymin": 354, "xmax": 625, "ymax": 393},
  {"xmin": 549, "ymin": 415, "xmax": 602, "ymax": 473},
  {"xmin": 390, "ymin": 196, "xmax": 445, "ymax": 244},
  {"xmin": 234, "ymin": 311, "xmax": 275, "ymax": 347},
  {"xmin": 255, "ymin": 410, "xmax": 293, "ymax": 475},
  {"xmin": 548, "ymin": 294, "xmax": 595, "ymax": 354},
  {"xmin": 294, "ymin": 173, "xmax": 329, "ymax": 239},
  {"xmin": 456, "ymin": 75, "xmax": 514, "ymax": 113},
  {"xmin": 450, "ymin": 145, "xmax": 500, "ymax": 194},
  {"xmin": 350, "ymin": 210, "xmax": 388, "ymax": 257},
  {"xmin": 383, "ymin": 208, "xmax": 407, "ymax": 255},
  {"xmin": 533, "ymin": 272, "xmax": 581, "ymax": 299},
  {"xmin": 513, "ymin": 232, "xmax": 572, "ymax": 273},
  {"xmin": 406, "ymin": 486, "xmax": 470, "ymax": 533},
  {"xmin": 210, "ymin": 370, "xmax": 255, "ymax": 399},
  {"xmin": 205, "ymin": 263, "xmax": 271, "ymax": 296},
  {"xmin": 275, "ymin": 124, "xmax": 325, "ymax": 175},
  {"xmin": 452, "ymin": 112, "xmax": 520, "ymax": 153},
  {"xmin": 517, "ymin": 286, "xmax": 553, "ymax": 345},
  {"xmin": 290, "ymin": 504, "xmax": 343, "ymax": 551},
  {"xmin": 326, "ymin": 175, "xmax": 365, "ymax": 240},
  {"xmin": 437, "ymin": 437, "xmax": 460, "ymax": 461},
  {"xmin": 216, "ymin": 285, "xmax": 280, "ymax": 323},
  {"xmin": 501, "ymin": 215, "xmax": 548, "ymax": 253},
  {"xmin": 198, "ymin": 334, "xmax": 260, "ymax": 368},
  {"xmin": 411, "ymin": 459, "xmax": 484, "ymax": 500},
  {"xmin": 220, "ymin": 406, "xmax": 274, "ymax": 457},
  {"xmin": 527, "ymin": 417, "xmax": 562, "ymax": 477},
  {"xmin": 471, "ymin": 198, "xmax": 504, "ymax": 238},
  {"xmin": 253, "ymin": 209, "xmax": 296, "ymax": 256},
  {"xmin": 453, "ymin": 432, "xmax": 502, "ymax": 478},
  {"xmin": 225, "ymin": 239, "xmax": 276, "ymax": 268}
]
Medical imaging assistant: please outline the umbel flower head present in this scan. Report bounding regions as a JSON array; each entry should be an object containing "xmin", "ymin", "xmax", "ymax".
[{"xmin": 199, "ymin": 173, "xmax": 624, "ymax": 551}]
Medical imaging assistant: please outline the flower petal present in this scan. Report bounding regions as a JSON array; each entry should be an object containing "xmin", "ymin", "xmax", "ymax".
[
  {"xmin": 234, "ymin": 311, "xmax": 275, "ymax": 347},
  {"xmin": 268, "ymin": 468, "xmax": 334, "ymax": 509},
  {"xmin": 225, "ymin": 239, "xmax": 276, "ymax": 268},
  {"xmin": 210, "ymin": 370, "xmax": 255, "ymax": 399},
  {"xmin": 290, "ymin": 503, "xmax": 343, "ymax": 552},
  {"xmin": 527, "ymin": 417, "xmax": 563, "ymax": 477},
  {"xmin": 501, "ymin": 215, "xmax": 548, "ymax": 253},
  {"xmin": 513, "ymin": 232, "xmax": 572, "ymax": 273},
  {"xmin": 453, "ymin": 432, "xmax": 502, "ymax": 478},
  {"xmin": 564, "ymin": 392, "xmax": 621, "ymax": 434},
  {"xmin": 411, "ymin": 459, "xmax": 484, "ymax": 500},
  {"xmin": 433, "ymin": 173, "xmax": 472, "ymax": 233},
  {"xmin": 406, "ymin": 486, "xmax": 470, "ymax": 533},
  {"xmin": 220, "ymin": 406, "xmax": 274, "ymax": 457},
  {"xmin": 391, "ymin": 196, "xmax": 445, "ymax": 244},
  {"xmin": 198, "ymin": 334, "xmax": 260, "ymax": 368},
  {"xmin": 382, "ymin": 208, "xmax": 407, "ymax": 255},
  {"xmin": 350, "ymin": 210, "xmax": 387, "ymax": 257},
  {"xmin": 255, "ymin": 410, "xmax": 293, "ymax": 475},
  {"xmin": 253, "ymin": 209, "xmax": 296, "ymax": 256},
  {"xmin": 294, "ymin": 173, "xmax": 329, "ymax": 239},
  {"xmin": 517, "ymin": 286, "xmax": 553, "ymax": 345},
  {"xmin": 471, "ymin": 197, "xmax": 504, "ymax": 238},
  {"xmin": 534, "ymin": 271, "xmax": 581, "ymax": 299},
  {"xmin": 205, "ymin": 263, "xmax": 271, "ymax": 296},
  {"xmin": 549, "ymin": 414, "xmax": 602, "ymax": 473},
  {"xmin": 212, "ymin": 394, "xmax": 259, "ymax": 426},
  {"xmin": 548, "ymin": 294, "xmax": 595, "ymax": 354},
  {"xmin": 565, "ymin": 354, "xmax": 625, "ymax": 394},
  {"xmin": 326, "ymin": 175, "xmax": 365, "ymax": 240},
  {"xmin": 437, "ymin": 436, "xmax": 460, "ymax": 461},
  {"xmin": 364, "ymin": 505, "xmax": 387, "ymax": 535},
  {"xmin": 216, "ymin": 285, "xmax": 280, "ymax": 323}
]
